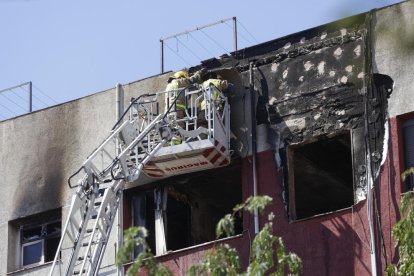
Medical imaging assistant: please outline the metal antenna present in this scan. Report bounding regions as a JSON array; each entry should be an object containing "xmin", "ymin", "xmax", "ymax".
[{"xmin": 160, "ymin": 17, "xmax": 237, "ymax": 73}]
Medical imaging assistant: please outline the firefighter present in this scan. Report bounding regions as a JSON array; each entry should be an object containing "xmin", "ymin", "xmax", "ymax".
[
  {"xmin": 198, "ymin": 73, "xmax": 232, "ymax": 130},
  {"xmin": 165, "ymin": 69, "xmax": 205, "ymax": 144}
]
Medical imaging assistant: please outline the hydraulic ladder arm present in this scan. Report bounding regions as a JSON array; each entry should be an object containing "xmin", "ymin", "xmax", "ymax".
[
  {"xmin": 49, "ymin": 84, "xmax": 231, "ymax": 276},
  {"xmin": 49, "ymin": 102, "xmax": 173, "ymax": 276}
]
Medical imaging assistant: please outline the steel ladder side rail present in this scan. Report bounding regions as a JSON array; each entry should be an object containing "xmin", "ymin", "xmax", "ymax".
[
  {"xmin": 68, "ymin": 115, "xmax": 166, "ymax": 275},
  {"xmin": 65, "ymin": 192, "xmax": 99, "ymax": 275},
  {"xmin": 88, "ymin": 138, "xmax": 168, "ymax": 274},
  {"xmin": 78, "ymin": 186, "xmax": 115, "ymax": 275},
  {"xmin": 49, "ymin": 191, "xmax": 92, "ymax": 276},
  {"xmin": 90, "ymin": 182, "xmax": 124, "ymax": 276}
]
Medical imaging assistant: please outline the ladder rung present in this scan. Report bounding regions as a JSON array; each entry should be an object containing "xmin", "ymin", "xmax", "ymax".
[
  {"xmin": 94, "ymin": 201, "xmax": 102, "ymax": 206},
  {"xmin": 73, "ymin": 269, "xmax": 85, "ymax": 275},
  {"xmin": 91, "ymin": 214, "xmax": 97, "ymax": 219},
  {"xmin": 103, "ymin": 179, "xmax": 112, "ymax": 183},
  {"xmin": 82, "ymin": 241, "xmax": 98, "ymax": 247}
]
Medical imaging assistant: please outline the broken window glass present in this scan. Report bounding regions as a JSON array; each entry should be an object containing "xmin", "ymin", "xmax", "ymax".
[
  {"xmin": 20, "ymin": 220, "xmax": 61, "ymax": 267},
  {"xmin": 9, "ymin": 209, "xmax": 61, "ymax": 269},
  {"xmin": 403, "ymin": 119, "xmax": 414, "ymax": 190},
  {"xmin": 288, "ymin": 132, "xmax": 354, "ymax": 220},
  {"xmin": 125, "ymin": 161, "xmax": 242, "ymax": 255}
]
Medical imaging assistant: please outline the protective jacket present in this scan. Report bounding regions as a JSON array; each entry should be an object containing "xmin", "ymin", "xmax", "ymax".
[
  {"xmin": 165, "ymin": 71, "xmax": 204, "ymax": 111},
  {"xmin": 200, "ymin": 79, "xmax": 228, "ymax": 111}
]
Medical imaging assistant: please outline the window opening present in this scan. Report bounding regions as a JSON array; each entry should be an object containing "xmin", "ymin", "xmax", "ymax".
[
  {"xmin": 8, "ymin": 209, "xmax": 61, "ymax": 270},
  {"xmin": 288, "ymin": 132, "xmax": 354, "ymax": 220},
  {"xmin": 403, "ymin": 119, "xmax": 414, "ymax": 190},
  {"xmin": 20, "ymin": 220, "xmax": 61, "ymax": 267},
  {"xmin": 126, "ymin": 161, "xmax": 242, "ymax": 255}
]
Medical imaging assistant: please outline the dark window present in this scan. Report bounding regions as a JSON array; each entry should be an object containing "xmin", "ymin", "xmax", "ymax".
[
  {"xmin": 288, "ymin": 132, "xmax": 354, "ymax": 220},
  {"xmin": 403, "ymin": 119, "xmax": 414, "ymax": 190},
  {"xmin": 125, "ymin": 161, "xmax": 242, "ymax": 255},
  {"xmin": 9, "ymin": 209, "xmax": 61, "ymax": 270},
  {"xmin": 20, "ymin": 220, "xmax": 61, "ymax": 267}
]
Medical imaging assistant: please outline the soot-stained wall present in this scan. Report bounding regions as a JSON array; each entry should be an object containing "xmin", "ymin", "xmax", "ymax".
[{"xmin": 196, "ymin": 13, "xmax": 392, "ymax": 215}]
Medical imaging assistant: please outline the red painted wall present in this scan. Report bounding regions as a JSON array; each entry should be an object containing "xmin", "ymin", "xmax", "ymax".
[{"xmin": 139, "ymin": 118, "xmax": 404, "ymax": 275}]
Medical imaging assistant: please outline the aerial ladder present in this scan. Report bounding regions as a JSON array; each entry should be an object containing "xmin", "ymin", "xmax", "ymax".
[{"xmin": 49, "ymin": 84, "xmax": 231, "ymax": 276}]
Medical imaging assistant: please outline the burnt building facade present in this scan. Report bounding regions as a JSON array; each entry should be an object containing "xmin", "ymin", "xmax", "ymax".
[{"xmin": 1, "ymin": 1, "xmax": 414, "ymax": 275}]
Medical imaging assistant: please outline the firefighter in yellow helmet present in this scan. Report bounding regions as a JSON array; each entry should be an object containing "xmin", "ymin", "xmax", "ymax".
[
  {"xmin": 200, "ymin": 73, "xmax": 230, "ymax": 113},
  {"xmin": 198, "ymin": 73, "xmax": 232, "ymax": 131},
  {"xmin": 165, "ymin": 69, "xmax": 205, "ymax": 144},
  {"xmin": 165, "ymin": 69, "xmax": 204, "ymax": 111}
]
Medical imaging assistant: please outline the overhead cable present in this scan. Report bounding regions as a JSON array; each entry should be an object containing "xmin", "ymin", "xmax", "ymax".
[
  {"xmin": 0, "ymin": 93, "xmax": 27, "ymax": 112},
  {"xmin": 189, "ymin": 33, "xmax": 215, "ymax": 57},
  {"xmin": 0, "ymin": 101, "xmax": 18, "ymax": 116},
  {"xmin": 33, "ymin": 84, "xmax": 58, "ymax": 104},
  {"xmin": 164, "ymin": 43, "xmax": 192, "ymax": 67},
  {"xmin": 10, "ymin": 88, "xmax": 29, "ymax": 103},
  {"xmin": 17, "ymin": 87, "xmax": 40, "ymax": 110},
  {"xmin": 33, "ymin": 93, "xmax": 50, "ymax": 107},
  {"xmin": 237, "ymin": 19, "xmax": 260, "ymax": 44},
  {"xmin": 224, "ymin": 21, "xmax": 254, "ymax": 46},
  {"xmin": 176, "ymin": 37, "xmax": 203, "ymax": 61},
  {"xmin": 199, "ymin": 29, "xmax": 230, "ymax": 54}
]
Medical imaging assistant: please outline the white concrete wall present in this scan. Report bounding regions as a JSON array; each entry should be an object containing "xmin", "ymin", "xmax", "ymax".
[
  {"xmin": 0, "ymin": 73, "xmax": 170, "ymax": 275},
  {"xmin": 373, "ymin": 1, "xmax": 414, "ymax": 118}
]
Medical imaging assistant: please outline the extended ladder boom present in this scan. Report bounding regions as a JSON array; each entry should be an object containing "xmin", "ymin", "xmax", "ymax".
[
  {"xmin": 49, "ymin": 84, "xmax": 231, "ymax": 276},
  {"xmin": 49, "ymin": 109, "xmax": 171, "ymax": 275}
]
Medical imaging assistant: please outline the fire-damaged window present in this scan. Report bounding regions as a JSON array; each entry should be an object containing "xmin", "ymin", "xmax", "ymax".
[
  {"xmin": 288, "ymin": 132, "xmax": 354, "ymax": 220},
  {"xmin": 403, "ymin": 119, "xmax": 414, "ymax": 190},
  {"xmin": 124, "ymin": 161, "xmax": 242, "ymax": 255},
  {"xmin": 8, "ymin": 209, "xmax": 61, "ymax": 270}
]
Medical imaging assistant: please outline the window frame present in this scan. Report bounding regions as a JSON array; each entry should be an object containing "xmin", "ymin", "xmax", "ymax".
[
  {"xmin": 122, "ymin": 161, "xmax": 243, "ymax": 257},
  {"xmin": 21, "ymin": 239, "xmax": 45, "ymax": 268},
  {"xmin": 399, "ymin": 113, "xmax": 414, "ymax": 192},
  {"xmin": 287, "ymin": 131, "xmax": 355, "ymax": 221},
  {"xmin": 19, "ymin": 219, "xmax": 61, "ymax": 268},
  {"xmin": 8, "ymin": 209, "xmax": 61, "ymax": 272}
]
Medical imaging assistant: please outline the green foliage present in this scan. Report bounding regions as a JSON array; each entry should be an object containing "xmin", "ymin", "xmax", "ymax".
[
  {"xmin": 117, "ymin": 195, "xmax": 302, "ymax": 276},
  {"xmin": 116, "ymin": 226, "xmax": 172, "ymax": 276},
  {"xmin": 216, "ymin": 214, "xmax": 235, "ymax": 238},
  {"xmin": 233, "ymin": 195, "xmax": 272, "ymax": 215},
  {"xmin": 401, "ymin": 167, "xmax": 414, "ymax": 182},
  {"xmin": 188, "ymin": 243, "xmax": 240, "ymax": 276},
  {"xmin": 192, "ymin": 196, "xmax": 302, "ymax": 276},
  {"xmin": 386, "ymin": 168, "xmax": 414, "ymax": 276}
]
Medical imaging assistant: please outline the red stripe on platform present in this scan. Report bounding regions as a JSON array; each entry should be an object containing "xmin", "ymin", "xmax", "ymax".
[
  {"xmin": 214, "ymin": 140, "xmax": 219, "ymax": 147},
  {"xmin": 219, "ymin": 146, "xmax": 225, "ymax": 153},
  {"xmin": 219, "ymin": 159, "xmax": 230, "ymax": 166},
  {"xmin": 203, "ymin": 148, "xmax": 215, "ymax": 158},
  {"xmin": 147, "ymin": 173, "xmax": 163, "ymax": 178},
  {"xmin": 210, "ymin": 152, "xmax": 222, "ymax": 164}
]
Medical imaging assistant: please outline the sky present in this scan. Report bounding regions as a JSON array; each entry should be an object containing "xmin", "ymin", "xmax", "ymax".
[{"xmin": 0, "ymin": 0, "xmax": 402, "ymax": 120}]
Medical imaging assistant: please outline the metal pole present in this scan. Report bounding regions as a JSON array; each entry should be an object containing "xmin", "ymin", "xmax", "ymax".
[
  {"xmin": 115, "ymin": 83, "xmax": 124, "ymax": 276},
  {"xmin": 28, "ymin": 81, "xmax": 32, "ymax": 112},
  {"xmin": 250, "ymin": 62, "xmax": 259, "ymax": 234},
  {"xmin": 233, "ymin": 17, "xmax": 238, "ymax": 51},
  {"xmin": 160, "ymin": 39, "xmax": 164, "ymax": 74}
]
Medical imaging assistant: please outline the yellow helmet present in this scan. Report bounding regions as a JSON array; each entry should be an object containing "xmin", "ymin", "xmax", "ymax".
[{"xmin": 173, "ymin": 70, "xmax": 189, "ymax": 79}]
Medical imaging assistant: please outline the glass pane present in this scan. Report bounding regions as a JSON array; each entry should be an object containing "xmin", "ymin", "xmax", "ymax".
[
  {"xmin": 22, "ymin": 227, "xmax": 42, "ymax": 243},
  {"xmin": 22, "ymin": 241, "xmax": 43, "ymax": 266},
  {"xmin": 403, "ymin": 121, "xmax": 414, "ymax": 190},
  {"xmin": 46, "ymin": 222, "xmax": 61, "ymax": 236}
]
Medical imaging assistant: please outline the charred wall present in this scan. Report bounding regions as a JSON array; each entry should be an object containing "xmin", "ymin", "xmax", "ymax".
[{"xmin": 194, "ymin": 13, "xmax": 392, "ymax": 214}]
